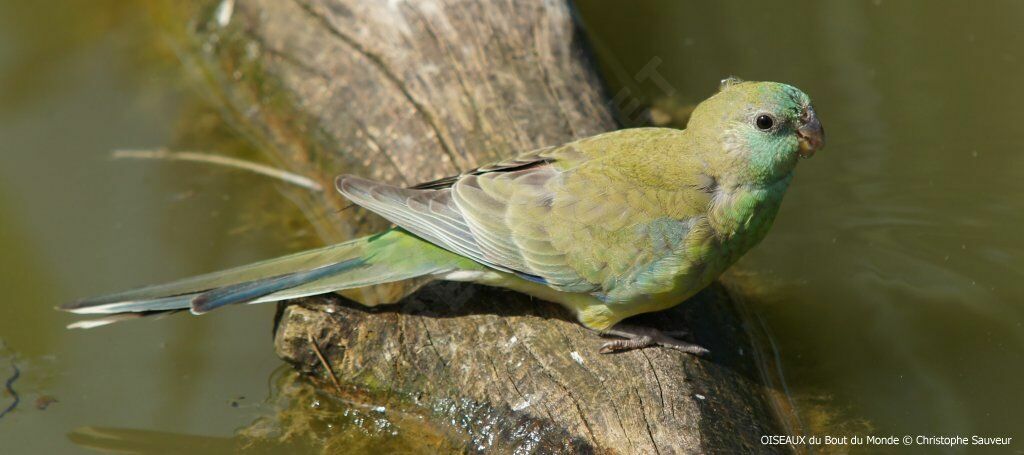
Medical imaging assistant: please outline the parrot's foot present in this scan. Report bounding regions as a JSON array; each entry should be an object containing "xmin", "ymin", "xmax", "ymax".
[{"xmin": 597, "ymin": 324, "xmax": 709, "ymax": 356}]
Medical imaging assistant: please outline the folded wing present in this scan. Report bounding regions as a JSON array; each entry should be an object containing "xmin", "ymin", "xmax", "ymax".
[{"xmin": 338, "ymin": 130, "xmax": 715, "ymax": 299}]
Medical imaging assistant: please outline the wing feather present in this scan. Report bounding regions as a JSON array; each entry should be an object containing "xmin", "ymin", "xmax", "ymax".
[
  {"xmin": 337, "ymin": 129, "xmax": 715, "ymax": 298},
  {"xmin": 337, "ymin": 177, "xmax": 498, "ymax": 270}
]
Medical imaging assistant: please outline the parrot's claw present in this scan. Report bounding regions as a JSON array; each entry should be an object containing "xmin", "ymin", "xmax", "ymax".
[{"xmin": 597, "ymin": 324, "xmax": 709, "ymax": 356}]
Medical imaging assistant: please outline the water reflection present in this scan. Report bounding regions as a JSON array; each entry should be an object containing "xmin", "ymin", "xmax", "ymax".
[
  {"xmin": 66, "ymin": 367, "xmax": 579, "ymax": 454},
  {"xmin": 66, "ymin": 368, "xmax": 467, "ymax": 454}
]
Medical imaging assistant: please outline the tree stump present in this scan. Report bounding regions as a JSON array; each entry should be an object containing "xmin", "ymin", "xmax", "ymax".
[{"xmin": 185, "ymin": 0, "xmax": 789, "ymax": 452}]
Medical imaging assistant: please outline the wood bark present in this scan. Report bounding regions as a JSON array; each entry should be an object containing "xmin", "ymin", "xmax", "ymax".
[{"xmin": 188, "ymin": 0, "xmax": 789, "ymax": 452}]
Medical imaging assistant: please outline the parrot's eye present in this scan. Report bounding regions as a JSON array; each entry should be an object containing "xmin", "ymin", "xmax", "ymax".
[{"xmin": 755, "ymin": 114, "xmax": 775, "ymax": 131}]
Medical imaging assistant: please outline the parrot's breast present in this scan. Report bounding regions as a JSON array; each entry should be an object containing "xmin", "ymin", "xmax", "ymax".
[
  {"xmin": 584, "ymin": 176, "xmax": 792, "ymax": 325},
  {"xmin": 709, "ymin": 175, "xmax": 792, "ymax": 265}
]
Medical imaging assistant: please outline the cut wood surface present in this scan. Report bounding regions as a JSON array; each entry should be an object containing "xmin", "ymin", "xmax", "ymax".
[{"xmin": 188, "ymin": 0, "xmax": 790, "ymax": 452}]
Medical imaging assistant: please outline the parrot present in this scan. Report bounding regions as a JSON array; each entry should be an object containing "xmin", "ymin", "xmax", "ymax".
[{"xmin": 60, "ymin": 79, "xmax": 824, "ymax": 355}]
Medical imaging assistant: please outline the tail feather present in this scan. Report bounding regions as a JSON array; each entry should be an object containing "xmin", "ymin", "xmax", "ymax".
[
  {"xmin": 60, "ymin": 239, "xmax": 369, "ymax": 313},
  {"xmin": 190, "ymin": 258, "xmax": 366, "ymax": 314},
  {"xmin": 60, "ymin": 229, "xmax": 474, "ymax": 328},
  {"xmin": 66, "ymin": 310, "xmax": 185, "ymax": 329}
]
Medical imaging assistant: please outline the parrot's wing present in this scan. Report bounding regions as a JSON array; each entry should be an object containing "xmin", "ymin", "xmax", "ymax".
[
  {"xmin": 336, "ymin": 140, "xmax": 591, "ymax": 279},
  {"xmin": 338, "ymin": 129, "xmax": 714, "ymax": 296},
  {"xmin": 407, "ymin": 144, "xmax": 568, "ymax": 190},
  {"xmin": 450, "ymin": 153, "xmax": 715, "ymax": 296},
  {"xmin": 337, "ymin": 175, "xmax": 520, "ymax": 275}
]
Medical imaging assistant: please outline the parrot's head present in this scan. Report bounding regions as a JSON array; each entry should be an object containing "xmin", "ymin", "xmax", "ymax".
[{"xmin": 687, "ymin": 78, "xmax": 825, "ymax": 184}]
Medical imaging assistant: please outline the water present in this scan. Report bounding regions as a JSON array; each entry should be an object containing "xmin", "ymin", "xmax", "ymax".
[
  {"xmin": 577, "ymin": 0, "xmax": 1024, "ymax": 447},
  {"xmin": 0, "ymin": 2, "xmax": 304, "ymax": 452},
  {"xmin": 1, "ymin": 0, "xmax": 1022, "ymax": 453}
]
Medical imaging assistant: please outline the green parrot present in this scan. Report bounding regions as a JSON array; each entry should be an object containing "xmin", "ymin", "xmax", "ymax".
[{"xmin": 61, "ymin": 79, "xmax": 824, "ymax": 355}]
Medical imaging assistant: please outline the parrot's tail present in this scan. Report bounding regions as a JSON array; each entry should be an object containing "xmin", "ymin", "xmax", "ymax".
[{"xmin": 58, "ymin": 228, "xmax": 468, "ymax": 329}]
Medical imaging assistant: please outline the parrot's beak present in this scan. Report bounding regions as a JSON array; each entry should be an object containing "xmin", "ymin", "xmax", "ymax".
[{"xmin": 796, "ymin": 106, "xmax": 825, "ymax": 158}]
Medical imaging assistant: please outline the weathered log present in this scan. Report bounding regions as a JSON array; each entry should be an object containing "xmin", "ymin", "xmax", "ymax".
[{"xmin": 185, "ymin": 0, "xmax": 789, "ymax": 452}]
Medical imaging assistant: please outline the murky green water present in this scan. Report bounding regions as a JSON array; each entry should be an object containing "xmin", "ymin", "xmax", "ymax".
[
  {"xmin": 578, "ymin": 0, "xmax": 1024, "ymax": 448},
  {"xmin": 1, "ymin": 1, "xmax": 1022, "ymax": 453},
  {"xmin": 0, "ymin": 2, "xmax": 305, "ymax": 453}
]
